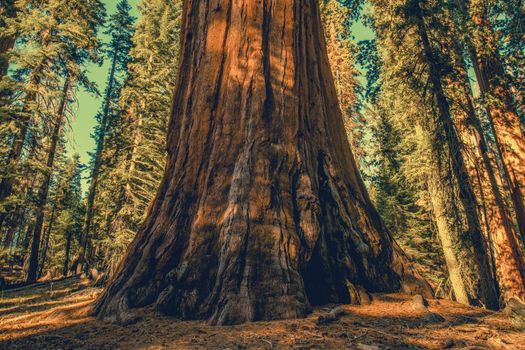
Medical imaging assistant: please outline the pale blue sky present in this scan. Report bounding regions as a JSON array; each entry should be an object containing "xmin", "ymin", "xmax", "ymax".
[{"xmin": 67, "ymin": 0, "xmax": 140, "ymax": 181}]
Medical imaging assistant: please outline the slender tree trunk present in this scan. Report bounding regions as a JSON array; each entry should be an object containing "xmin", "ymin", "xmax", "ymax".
[
  {"xmin": 413, "ymin": 1, "xmax": 499, "ymax": 309},
  {"xmin": 95, "ymin": 0, "xmax": 431, "ymax": 325},
  {"xmin": 63, "ymin": 228, "xmax": 73, "ymax": 277},
  {"xmin": 455, "ymin": 0, "xmax": 525, "ymax": 243},
  {"xmin": 38, "ymin": 203, "xmax": 57, "ymax": 278},
  {"xmin": 76, "ymin": 49, "xmax": 119, "ymax": 273},
  {"xmin": 102, "ymin": 108, "xmax": 142, "ymax": 250},
  {"xmin": 26, "ymin": 77, "xmax": 70, "ymax": 283}
]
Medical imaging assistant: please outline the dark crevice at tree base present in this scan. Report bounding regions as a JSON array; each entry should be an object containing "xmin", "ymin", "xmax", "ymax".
[
  {"xmin": 92, "ymin": 0, "xmax": 431, "ymax": 326},
  {"xmin": 94, "ymin": 156, "xmax": 427, "ymax": 326}
]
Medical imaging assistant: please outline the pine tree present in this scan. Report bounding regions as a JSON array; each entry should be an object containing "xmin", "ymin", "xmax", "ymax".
[
  {"xmin": 454, "ymin": 0, "xmax": 525, "ymax": 243},
  {"xmin": 35, "ymin": 154, "xmax": 84, "ymax": 278},
  {"xmin": 20, "ymin": 0, "xmax": 104, "ymax": 283},
  {"xmin": 369, "ymin": 0, "xmax": 500, "ymax": 308},
  {"xmin": 440, "ymin": 9, "xmax": 525, "ymax": 302},
  {"xmin": 95, "ymin": 0, "xmax": 182, "ymax": 275},
  {"xmin": 320, "ymin": 0, "xmax": 363, "ymax": 163},
  {"xmin": 356, "ymin": 28, "xmax": 446, "ymax": 288},
  {"xmin": 76, "ymin": 0, "xmax": 135, "ymax": 272},
  {"xmin": 0, "ymin": 0, "xmax": 103, "ymax": 250}
]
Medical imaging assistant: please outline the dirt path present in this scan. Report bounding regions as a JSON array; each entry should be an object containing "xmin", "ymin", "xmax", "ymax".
[{"xmin": 0, "ymin": 278, "xmax": 523, "ymax": 349}]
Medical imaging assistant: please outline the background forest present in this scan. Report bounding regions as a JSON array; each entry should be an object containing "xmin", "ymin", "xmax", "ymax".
[{"xmin": 1, "ymin": 0, "xmax": 524, "ymax": 313}]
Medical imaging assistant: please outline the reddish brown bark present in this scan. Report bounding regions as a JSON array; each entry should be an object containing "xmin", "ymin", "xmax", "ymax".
[
  {"xmin": 95, "ymin": 0, "xmax": 430, "ymax": 325},
  {"xmin": 451, "ymin": 62, "xmax": 525, "ymax": 303},
  {"xmin": 455, "ymin": 0, "xmax": 525, "ymax": 244}
]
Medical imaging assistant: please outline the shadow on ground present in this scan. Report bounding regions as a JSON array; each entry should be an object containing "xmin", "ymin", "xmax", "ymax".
[{"xmin": 0, "ymin": 278, "xmax": 522, "ymax": 350}]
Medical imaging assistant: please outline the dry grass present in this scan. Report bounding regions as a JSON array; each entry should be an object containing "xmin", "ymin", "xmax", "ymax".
[{"xmin": 0, "ymin": 278, "xmax": 524, "ymax": 350}]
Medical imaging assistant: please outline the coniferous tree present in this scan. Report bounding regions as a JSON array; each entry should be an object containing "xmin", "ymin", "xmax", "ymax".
[
  {"xmin": 440, "ymin": 9, "xmax": 525, "ymax": 302},
  {"xmin": 369, "ymin": 0, "xmax": 500, "ymax": 309},
  {"xmin": 21, "ymin": 0, "xmax": 104, "ymax": 283},
  {"xmin": 95, "ymin": 0, "xmax": 182, "ymax": 275},
  {"xmin": 95, "ymin": 0, "xmax": 431, "ymax": 326},
  {"xmin": 0, "ymin": 0, "xmax": 103, "ymax": 252},
  {"xmin": 320, "ymin": 0, "xmax": 364, "ymax": 164},
  {"xmin": 453, "ymin": 0, "xmax": 525, "ymax": 243},
  {"xmin": 0, "ymin": 0, "xmax": 53, "ymax": 231},
  {"xmin": 76, "ymin": 0, "xmax": 135, "ymax": 272},
  {"xmin": 43, "ymin": 155, "xmax": 84, "ymax": 277},
  {"xmin": 356, "ymin": 31, "xmax": 446, "ymax": 288}
]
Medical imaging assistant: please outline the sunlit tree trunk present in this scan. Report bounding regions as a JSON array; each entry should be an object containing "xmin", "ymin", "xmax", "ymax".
[
  {"xmin": 413, "ymin": 0, "xmax": 499, "ymax": 309},
  {"xmin": 95, "ymin": 0, "xmax": 431, "ymax": 325},
  {"xmin": 63, "ymin": 228, "xmax": 73, "ymax": 277},
  {"xmin": 449, "ymin": 53, "xmax": 525, "ymax": 303},
  {"xmin": 455, "ymin": 0, "xmax": 525, "ymax": 243},
  {"xmin": 38, "ymin": 202, "xmax": 57, "ymax": 278}
]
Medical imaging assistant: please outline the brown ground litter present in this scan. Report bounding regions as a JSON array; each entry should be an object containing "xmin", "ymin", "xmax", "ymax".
[{"xmin": 0, "ymin": 278, "xmax": 523, "ymax": 349}]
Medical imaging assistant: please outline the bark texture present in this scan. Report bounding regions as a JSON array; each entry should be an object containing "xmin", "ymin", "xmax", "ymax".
[
  {"xmin": 426, "ymin": 171, "xmax": 470, "ymax": 305},
  {"xmin": 452, "ymin": 66, "xmax": 525, "ymax": 303},
  {"xmin": 457, "ymin": 0, "xmax": 525, "ymax": 243},
  {"xmin": 95, "ymin": 0, "xmax": 430, "ymax": 325},
  {"xmin": 413, "ymin": 0, "xmax": 499, "ymax": 309}
]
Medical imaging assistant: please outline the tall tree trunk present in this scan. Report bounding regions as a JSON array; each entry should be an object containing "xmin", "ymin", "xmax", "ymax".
[
  {"xmin": 26, "ymin": 77, "xmax": 70, "ymax": 283},
  {"xmin": 38, "ymin": 203, "xmax": 57, "ymax": 278},
  {"xmin": 95, "ymin": 0, "xmax": 431, "ymax": 325},
  {"xmin": 455, "ymin": 0, "xmax": 525, "ymax": 243},
  {"xmin": 413, "ymin": 1, "xmax": 499, "ymax": 309},
  {"xmin": 426, "ymin": 171, "xmax": 470, "ymax": 305},
  {"xmin": 450, "ymin": 54, "xmax": 525, "ymax": 302},
  {"xmin": 76, "ymin": 49, "xmax": 119, "ymax": 273},
  {"xmin": 103, "ymin": 108, "xmax": 141, "ymax": 251},
  {"xmin": 63, "ymin": 229, "xmax": 73, "ymax": 277}
]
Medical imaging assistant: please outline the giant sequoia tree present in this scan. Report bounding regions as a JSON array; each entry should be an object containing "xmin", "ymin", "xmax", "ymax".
[{"xmin": 95, "ymin": 0, "xmax": 430, "ymax": 325}]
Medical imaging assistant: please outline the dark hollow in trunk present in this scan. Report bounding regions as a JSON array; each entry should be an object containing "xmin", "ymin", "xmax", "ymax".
[{"xmin": 95, "ymin": 0, "xmax": 431, "ymax": 325}]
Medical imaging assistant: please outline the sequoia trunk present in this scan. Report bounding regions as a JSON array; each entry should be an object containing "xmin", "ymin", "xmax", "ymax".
[
  {"xmin": 456, "ymin": 0, "xmax": 525, "ymax": 243},
  {"xmin": 450, "ymin": 56, "xmax": 525, "ymax": 303},
  {"xmin": 95, "ymin": 0, "xmax": 430, "ymax": 325}
]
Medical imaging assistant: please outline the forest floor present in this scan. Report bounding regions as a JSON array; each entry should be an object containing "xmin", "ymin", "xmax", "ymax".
[{"xmin": 0, "ymin": 277, "xmax": 524, "ymax": 350}]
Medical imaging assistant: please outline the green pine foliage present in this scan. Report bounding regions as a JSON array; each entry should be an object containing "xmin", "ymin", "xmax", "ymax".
[
  {"xmin": 39, "ymin": 154, "xmax": 85, "ymax": 276},
  {"xmin": 362, "ymin": 0, "xmax": 456, "ymax": 290},
  {"xmin": 321, "ymin": 0, "xmax": 364, "ymax": 162},
  {"xmin": 80, "ymin": 0, "xmax": 136, "ymax": 270},
  {"xmin": 0, "ymin": 0, "xmax": 103, "ymax": 266},
  {"xmin": 93, "ymin": 0, "xmax": 182, "ymax": 274}
]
